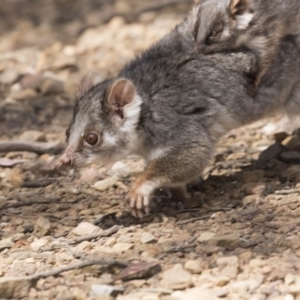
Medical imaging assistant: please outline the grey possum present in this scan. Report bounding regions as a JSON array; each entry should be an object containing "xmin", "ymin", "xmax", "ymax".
[{"xmin": 47, "ymin": 20, "xmax": 300, "ymax": 218}]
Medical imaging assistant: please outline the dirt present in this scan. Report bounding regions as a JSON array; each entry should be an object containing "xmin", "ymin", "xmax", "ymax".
[{"xmin": 1, "ymin": 1, "xmax": 300, "ymax": 300}]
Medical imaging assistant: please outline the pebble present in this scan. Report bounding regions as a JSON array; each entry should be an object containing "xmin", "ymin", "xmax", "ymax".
[
  {"xmin": 93, "ymin": 176, "xmax": 118, "ymax": 191},
  {"xmin": 198, "ymin": 232, "xmax": 216, "ymax": 242},
  {"xmin": 243, "ymin": 183, "xmax": 266, "ymax": 195},
  {"xmin": 281, "ymin": 136, "xmax": 300, "ymax": 150},
  {"xmin": 140, "ymin": 233, "xmax": 157, "ymax": 244},
  {"xmin": 282, "ymin": 166, "xmax": 300, "ymax": 180},
  {"xmin": 40, "ymin": 78, "xmax": 64, "ymax": 95},
  {"xmin": 90, "ymin": 284, "xmax": 124, "ymax": 297},
  {"xmin": 0, "ymin": 238, "xmax": 13, "ymax": 251},
  {"xmin": 0, "ymin": 69, "xmax": 20, "ymax": 85},
  {"xmin": 9, "ymin": 88, "xmax": 37, "ymax": 100},
  {"xmin": 160, "ymin": 264, "xmax": 192, "ymax": 289},
  {"xmin": 72, "ymin": 222, "xmax": 101, "ymax": 236},
  {"xmin": 112, "ymin": 243, "xmax": 134, "ymax": 252},
  {"xmin": 0, "ymin": 277, "xmax": 32, "ymax": 299},
  {"xmin": 184, "ymin": 259, "xmax": 202, "ymax": 274},
  {"xmin": 209, "ymin": 234, "xmax": 240, "ymax": 250},
  {"xmin": 30, "ymin": 238, "xmax": 49, "ymax": 252},
  {"xmin": 280, "ymin": 151, "xmax": 300, "ymax": 163},
  {"xmin": 173, "ymin": 287, "xmax": 218, "ymax": 300},
  {"xmin": 33, "ymin": 217, "xmax": 52, "ymax": 238},
  {"xmin": 19, "ymin": 130, "xmax": 46, "ymax": 142}
]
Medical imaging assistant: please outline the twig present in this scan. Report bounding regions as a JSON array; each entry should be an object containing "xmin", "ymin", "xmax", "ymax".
[
  {"xmin": 176, "ymin": 214, "xmax": 211, "ymax": 225},
  {"xmin": 0, "ymin": 141, "xmax": 64, "ymax": 155},
  {"xmin": 21, "ymin": 180, "xmax": 53, "ymax": 188},
  {"xmin": 274, "ymin": 188, "xmax": 300, "ymax": 195},
  {"xmin": 70, "ymin": 225, "xmax": 120, "ymax": 245},
  {"xmin": 2, "ymin": 198, "xmax": 81, "ymax": 210},
  {"xmin": 26, "ymin": 258, "xmax": 127, "ymax": 281},
  {"xmin": 39, "ymin": 226, "xmax": 120, "ymax": 252}
]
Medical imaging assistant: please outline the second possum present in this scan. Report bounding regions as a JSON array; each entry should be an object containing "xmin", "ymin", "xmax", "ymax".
[{"xmin": 191, "ymin": 0, "xmax": 300, "ymax": 88}]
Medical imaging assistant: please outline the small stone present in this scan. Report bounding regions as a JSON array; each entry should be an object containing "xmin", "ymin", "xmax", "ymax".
[
  {"xmin": 104, "ymin": 237, "xmax": 117, "ymax": 247},
  {"xmin": 241, "ymin": 171, "xmax": 264, "ymax": 183},
  {"xmin": 110, "ymin": 161, "xmax": 131, "ymax": 176},
  {"xmin": 160, "ymin": 264, "xmax": 192, "ymax": 289},
  {"xmin": 196, "ymin": 274, "xmax": 229, "ymax": 288},
  {"xmin": 274, "ymin": 132, "xmax": 289, "ymax": 143},
  {"xmin": 112, "ymin": 243, "xmax": 134, "ymax": 252},
  {"xmin": 0, "ymin": 277, "xmax": 31, "ymax": 299},
  {"xmin": 216, "ymin": 256, "xmax": 239, "ymax": 268},
  {"xmin": 0, "ymin": 69, "xmax": 20, "ymax": 85},
  {"xmin": 10, "ymin": 88, "xmax": 37, "ymax": 100},
  {"xmin": 116, "ymin": 262, "xmax": 161, "ymax": 281},
  {"xmin": 140, "ymin": 232, "xmax": 157, "ymax": 244},
  {"xmin": 230, "ymin": 276, "xmax": 263, "ymax": 293},
  {"xmin": 282, "ymin": 166, "xmax": 300, "ymax": 180},
  {"xmin": 40, "ymin": 78, "xmax": 64, "ymax": 95},
  {"xmin": 258, "ymin": 142, "xmax": 286, "ymax": 163},
  {"xmin": 90, "ymin": 284, "xmax": 124, "ymax": 297},
  {"xmin": 30, "ymin": 238, "xmax": 49, "ymax": 252},
  {"xmin": 280, "ymin": 151, "xmax": 300, "ymax": 163},
  {"xmin": 0, "ymin": 238, "xmax": 13, "ymax": 251},
  {"xmin": 285, "ymin": 273, "xmax": 295, "ymax": 286},
  {"xmin": 184, "ymin": 260, "xmax": 202, "ymax": 274},
  {"xmin": 20, "ymin": 74, "xmax": 45, "ymax": 89},
  {"xmin": 72, "ymin": 222, "xmax": 101, "ymax": 236},
  {"xmin": 281, "ymin": 136, "xmax": 300, "ymax": 150},
  {"xmin": 198, "ymin": 232, "xmax": 216, "ymax": 242},
  {"xmin": 209, "ymin": 234, "xmax": 240, "ymax": 250},
  {"xmin": 93, "ymin": 176, "xmax": 118, "ymax": 191},
  {"xmin": 243, "ymin": 183, "xmax": 266, "ymax": 195},
  {"xmin": 176, "ymin": 287, "xmax": 217, "ymax": 300},
  {"xmin": 33, "ymin": 217, "xmax": 52, "ymax": 238},
  {"xmin": 19, "ymin": 130, "xmax": 46, "ymax": 142}
]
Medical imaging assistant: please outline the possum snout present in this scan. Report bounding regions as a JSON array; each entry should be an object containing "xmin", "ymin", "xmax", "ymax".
[{"xmin": 59, "ymin": 152, "xmax": 72, "ymax": 166}]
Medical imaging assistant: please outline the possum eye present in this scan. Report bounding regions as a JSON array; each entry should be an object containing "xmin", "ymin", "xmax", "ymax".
[
  {"xmin": 209, "ymin": 30, "xmax": 221, "ymax": 39},
  {"xmin": 210, "ymin": 30, "xmax": 221, "ymax": 38},
  {"xmin": 85, "ymin": 132, "xmax": 99, "ymax": 146}
]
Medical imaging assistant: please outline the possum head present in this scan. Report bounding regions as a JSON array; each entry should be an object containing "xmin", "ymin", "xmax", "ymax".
[
  {"xmin": 191, "ymin": 0, "xmax": 253, "ymax": 53},
  {"xmin": 61, "ymin": 72, "xmax": 142, "ymax": 167}
]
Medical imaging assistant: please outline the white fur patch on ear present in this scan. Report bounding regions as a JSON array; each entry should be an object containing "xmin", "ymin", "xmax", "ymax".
[
  {"xmin": 122, "ymin": 94, "xmax": 142, "ymax": 132},
  {"xmin": 236, "ymin": 13, "xmax": 254, "ymax": 30}
]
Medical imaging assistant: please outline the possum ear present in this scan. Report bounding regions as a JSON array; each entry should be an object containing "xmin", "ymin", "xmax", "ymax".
[
  {"xmin": 77, "ymin": 71, "xmax": 102, "ymax": 98},
  {"xmin": 230, "ymin": 0, "xmax": 249, "ymax": 15}
]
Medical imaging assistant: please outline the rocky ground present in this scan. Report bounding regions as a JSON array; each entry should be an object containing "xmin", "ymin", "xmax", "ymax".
[{"xmin": 1, "ymin": 1, "xmax": 300, "ymax": 300}]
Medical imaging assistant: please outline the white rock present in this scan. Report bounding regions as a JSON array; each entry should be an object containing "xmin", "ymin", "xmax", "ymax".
[
  {"xmin": 30, "ymin": 238, "xmax": 49, "ymax": 252},
  {"xmin": 0, "ymin": 238, "xmax": 13, "ymax": 251},
  {"xmin": 140, "ymin": 232, "xmax": 157, "ymax": 244},
  {"xmin": 104, "ymin": 237, "xmax": 117, "ymax": 247},
  {"xmin": 72, "ymin": 222, "xmax": 101, "ymax": 236},
  {"xmin": 174, "ymin": 287, "xmax": 218, "ymax": 300},
  {"xmin": 285, "ymin": 273, "xmax": 295, "ymax": 286},
  {"xmin": 90, "ymin": 284, "xmax": 124, "ymax": 297},
  {"xmin": 198, "ymin": 232, "xmax": 216, "ymax": 242},
  {"xmin": 93, "ymin": 176, "xmax": 118, "ymax": 191},
  {"xmin": 184, "ymin": 260, "xmax": 202, "ymax": 274},
  {"xmin": 110, "ymin": 161, "xmax": 131, "ymax": 176},
  {"xmin": 160, "ymin": 264, "xmax": 192, "ymax": 289},
  {"xmin": 195, "ymin": 274, "xmax": 230, "ymax": 288},
  {"xmin": 112, "ymin": 243, "xmax": 134, "ymax": 252},
  {"xmin": 284, "ymin": 295, "xmax": 294, "ymax": 300}
]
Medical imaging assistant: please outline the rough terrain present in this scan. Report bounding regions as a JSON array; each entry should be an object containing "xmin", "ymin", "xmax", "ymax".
[{"xmin": 1, "ymin": 1, "xmax": 300, "ymax": 299}]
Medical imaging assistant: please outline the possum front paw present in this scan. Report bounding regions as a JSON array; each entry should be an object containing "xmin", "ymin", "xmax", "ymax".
[{"xmin": 126, "ymin": 183, "xmax": 152, "ymax": 218}]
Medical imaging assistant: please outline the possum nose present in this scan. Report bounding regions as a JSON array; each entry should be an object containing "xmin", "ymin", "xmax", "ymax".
[{"xmin": 60, "ymin": 153, "xmax": 72, "ymax": 165}]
